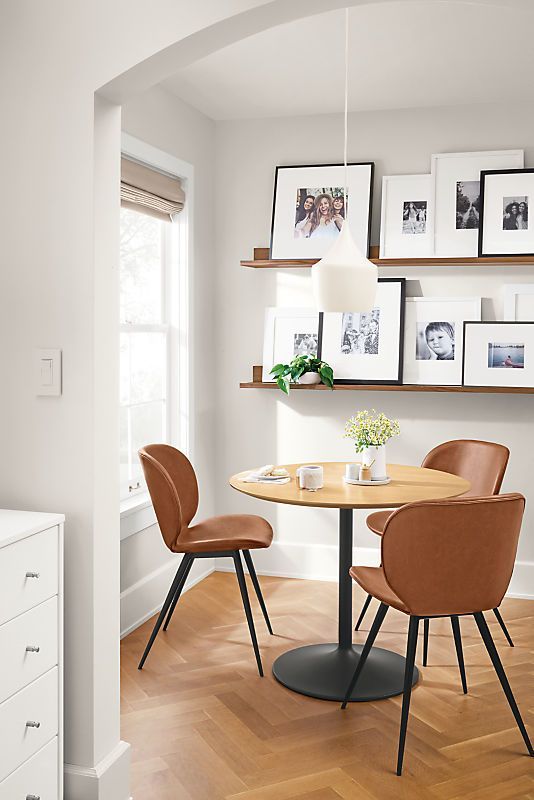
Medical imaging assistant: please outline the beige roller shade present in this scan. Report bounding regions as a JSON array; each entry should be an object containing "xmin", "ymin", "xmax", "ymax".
[{"xmin": 121, "ymin": 157, "xmax": 185, "ymax": 221}]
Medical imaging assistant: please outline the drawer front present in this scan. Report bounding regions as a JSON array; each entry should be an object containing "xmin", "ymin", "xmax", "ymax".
[
  {"xmin": 0, "ymin": 527, "xmax": 58, "ymax": 625},
  {"xmin": 0, "ymin": 737, "xmax": 58, "ymax": 800},
  {"xmin": 0, "ymin": 597, "xmax": 58, "ymax": 704},
  {"xmin": 0, "ymin": 668, "xmax": 58, "ymax": 782}
]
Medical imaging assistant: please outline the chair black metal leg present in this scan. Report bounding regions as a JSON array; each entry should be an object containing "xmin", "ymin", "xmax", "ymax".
[
  {"xmin": 138, "ymin": 554, "xmax": 192, "ymax": 670},
  {"xmin": 422, "ymin": 618, "xmax": 429, "ymax": 666},
  {"xmin": 354, "ymin": 593, "xmax": 372, "ymax": 631},
  {"xmin": 341, "ymin": 602, "xmax": 389, "ymax": 709},
  {"xmin": 397, "ymin": 616, "xmax": 420, "ymax": 776},
  {"xmin": 242, "ymin": 550, "xmax": 273, "ymax": 635},
  {"xmin": 163, "ymin": 554, "xmax": 194, "ymax": 631},
  {"xmin": 474, "ymin": 611, "xmax": 533, "ymax": 757},
  {"xmin": 451, "ymin": 615, "xmax": 468, "ymax": 694},
  {"xmin": 233, "ymin": 551, "xmax": 264, "ymax": 677},
  {"xmin": 493, "ymin": 607, "xmax": 514, "ymax": 647}
]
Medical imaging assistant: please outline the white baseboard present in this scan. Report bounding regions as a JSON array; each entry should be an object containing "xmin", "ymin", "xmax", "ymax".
[
  {"xmin": 120, "ymin": 557, "xmax": 215, "ymax": 638},
  {"xmin": 65, "ymin": 740, "xmax": 131, "ymax": 800},
  {"xmin": 215, "ymin": 541, "xmax": 534, "ymax": 600}
]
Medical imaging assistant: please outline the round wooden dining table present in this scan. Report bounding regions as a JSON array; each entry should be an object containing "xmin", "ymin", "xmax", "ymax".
[{"xmin": 230, "ymin": 462, "xmax": 470, "ymax": 703}]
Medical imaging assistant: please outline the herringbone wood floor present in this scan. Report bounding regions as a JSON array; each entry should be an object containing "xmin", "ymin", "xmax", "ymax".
[{"xmin": 121, "ymin": 572, "xmax": 534, "ymax": 799}]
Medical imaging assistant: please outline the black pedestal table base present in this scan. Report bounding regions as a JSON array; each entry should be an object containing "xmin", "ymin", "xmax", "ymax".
[{"xmin": 272, "ymin": 507, "xmax": 420, "ymax": 702}]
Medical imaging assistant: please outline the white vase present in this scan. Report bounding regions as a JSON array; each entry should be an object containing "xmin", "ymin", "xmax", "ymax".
[
  {"xmin": 298, "ymin": 372, "xmax": 322, "ymax": 385},
  {"xmin": 362, "ymin": 445, "xmax": 387, "ymax": 481}
]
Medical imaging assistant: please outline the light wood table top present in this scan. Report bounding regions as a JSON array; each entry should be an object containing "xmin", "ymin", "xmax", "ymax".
[{"xmin": 230, "ymin": 462, "xmax": 470, "ymax": 509}]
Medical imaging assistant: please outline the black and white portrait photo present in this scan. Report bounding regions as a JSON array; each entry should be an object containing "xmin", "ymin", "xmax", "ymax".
[
  {"xmin": 340, "ymin": 309, "xmax": 380, "ymax": 355},
  {"xmin": 294, "ymin": 187, "xmax": 347, "ymax": 240},
  {"xmin": 503, "ymin": 196, "xmax": 529, "ymax": 231},
  {"xmin": 293, "ymin": 332, "xmax": 318, "ymax": 357},
  {"xmin": 488, "ymin": 342, "xmax": 525, "ymax": 369},
  {"xmin": 402, "ymin": 201, "xmax": 427, "ymax": 234},
  {"xmin": 416, "ymin": 321, "xmax": 455, "ymax": 361},
  {"xmin": 456, "ymin": 181, "xmax": 480, "ymax": 229}
]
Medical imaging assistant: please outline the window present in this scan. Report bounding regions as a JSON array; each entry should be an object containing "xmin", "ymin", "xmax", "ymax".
[{"xmin": 119, "ymin": 207, "xmax": 178, "ymax": 501}]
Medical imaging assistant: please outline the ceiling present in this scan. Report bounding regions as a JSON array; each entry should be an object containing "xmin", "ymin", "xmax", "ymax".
[{"xmin": 161, "ymin": 2, "xmax": 534, "ymax": 120}]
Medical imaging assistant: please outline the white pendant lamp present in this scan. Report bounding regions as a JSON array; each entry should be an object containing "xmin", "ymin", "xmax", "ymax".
[{"xmin": 312, "ymin": 9, "xmax": 377, "ymax": 312}]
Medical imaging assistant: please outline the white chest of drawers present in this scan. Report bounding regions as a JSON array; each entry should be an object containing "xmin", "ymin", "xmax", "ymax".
[{"xmin": 0, "ymin": 510, "xmax": 64, "ymax": 800}]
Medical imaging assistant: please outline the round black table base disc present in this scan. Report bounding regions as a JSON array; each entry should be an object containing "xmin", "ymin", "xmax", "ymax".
[{"xmin": 272, "ymin": 643, "xmax": 419, "ymax": 702}]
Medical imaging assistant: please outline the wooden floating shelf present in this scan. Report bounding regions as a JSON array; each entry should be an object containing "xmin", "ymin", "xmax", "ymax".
[
  {"xmin": 241, "ymin": 367, "xmax": 534, "ymax": 395},
  {"xmin": 241, "ymin": 246, "xmax": 534, "ymax": 269}
]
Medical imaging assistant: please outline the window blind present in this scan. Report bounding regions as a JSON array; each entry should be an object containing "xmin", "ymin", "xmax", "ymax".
[{"xmin": 120, "ymin": 157, "xmax": 185, "ymax": 222}]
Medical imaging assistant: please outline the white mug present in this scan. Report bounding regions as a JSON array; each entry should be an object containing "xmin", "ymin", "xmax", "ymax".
[
  {"xmin": 345, "ymin": 463, "xmax": 359, "ymax": 481},
  {"xmin": 296, "ymin": 464, "xmax": 324, "ymax": 491}
]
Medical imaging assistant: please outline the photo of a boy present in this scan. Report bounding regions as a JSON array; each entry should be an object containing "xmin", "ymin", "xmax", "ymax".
[{"xmin": 416, "ymin": 321, "xmax": 455, "ymax": 361}]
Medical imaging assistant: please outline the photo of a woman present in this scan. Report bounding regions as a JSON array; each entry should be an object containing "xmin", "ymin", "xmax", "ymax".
[
  {"xmin": 502, "ymin": 196, "xmax": 528, "ymax": 231},
  {"xmin": 294, "ymin": 193, "xmax": 315, "ymax": 238},
  {"xmin": 303, "ymin": 194, "xmax": 339, "ymax": 239},
  {"xmin": 332, "ymin": 194, "xmax": 346, "ymax": 231}
]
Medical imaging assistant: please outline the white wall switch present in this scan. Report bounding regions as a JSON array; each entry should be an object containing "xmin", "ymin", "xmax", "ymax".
[{"xmin": 34, "ymin": 348, "xmax": 62, "ymax": 396}]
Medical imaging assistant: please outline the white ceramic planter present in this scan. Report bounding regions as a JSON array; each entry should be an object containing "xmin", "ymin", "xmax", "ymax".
[
  {"xmin": 298, "ymin": 372, "xmax": 322, "ymax": 385},
  {"xmin": 362, "ymin": 445, "xmax": 387, "ymax": 481}
]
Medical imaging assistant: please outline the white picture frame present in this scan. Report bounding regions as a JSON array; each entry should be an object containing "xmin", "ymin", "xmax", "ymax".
[
  {"xmin": 432, "ymin": 150, "xmax": 524, "ymax": 258},
  {"xmin": 503, "ymin": 284, "xmax": 534, "ymax": 321},
  {"xmin": 270, "ymin": 163, "xmax": 373, "ymax": 260},
  {"xmin": 479, "ymin": 169, "xmax": 534, "ymax": 257},
  {"xmin": 463, "ymin": 321, "xmax": 534, "ymax": 388},
  {"xmin": 380, "ymin": 174, "xmax": 433, "ymax": 259},
  {"xmin": 262, "ymin": 307, "xmax": 320, "ymax": 382},
  {"xmin": 318, "ymin": 279, "xmax": 405, "ymax": 384},
  {"xmin": 403, "ymin": 297, "xmax": 481, "ymax": 386}
]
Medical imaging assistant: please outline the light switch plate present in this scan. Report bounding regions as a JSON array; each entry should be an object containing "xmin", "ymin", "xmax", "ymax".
[{"xmin": 34, "ymin": 348, "xmax": 62, "ymax": 396}]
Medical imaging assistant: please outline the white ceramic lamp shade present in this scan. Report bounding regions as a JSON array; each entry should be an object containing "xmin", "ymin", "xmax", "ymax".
[{"xmin": 312, "ymin": 222, "xmax": 377, "ymax": 312}]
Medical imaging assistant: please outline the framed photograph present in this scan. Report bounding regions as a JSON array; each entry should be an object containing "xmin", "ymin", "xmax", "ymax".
[
  {"xmin": 463, "ymin": 321, "xmax": 534, "ymax": 388},
  {"xmin": 503, "ymin": 284, "xmax": 534, "ymax": 321},
  {"xmin": 269, "ymin": 163, "xmax": 373, "ymax": 260},
  {"xmin": 403, "ymin": 297, "xmax": 481, "ymax": 386},
  {"xmin": 317, "ymin": 278, "xmax": 405, "ymax": 384},
  {"xmin": 262, "ymin": 307, "xmax": 320, "ymax": 382},
  {"xmin": 479, "ymin": 169, "xmax": 534, "ymax": 257},
  {"xmin": 380, "ymin": 174, "xmax": 433, "ymax": 259},
  {"xmin": 432, "ymin": 150, "xmax": 524, "ymax": 258}
]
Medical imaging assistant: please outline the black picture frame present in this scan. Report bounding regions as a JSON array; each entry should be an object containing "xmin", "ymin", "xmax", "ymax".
[
  {"xmin": 269, "ymin": 162, "xmax": 374, "ymax": 260},
  {"xmin": 317, "ymin": 278, "xmax": 405, "ymax": 385},
  {"xmin": 462, "ymin": 320, "xmax": 534, "ymax": 387},
  {"xmin": 478, "ymin": 168, "xmax": 534, "ymax": 257}
]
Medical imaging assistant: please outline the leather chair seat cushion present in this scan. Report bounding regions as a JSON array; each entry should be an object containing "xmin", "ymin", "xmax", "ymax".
[
  {"xmin": 349, "ymin": 565, "xmax": 409, "ymax": 614},
  {"xmin": 366, "ymin": 510, "xmax": 392, "ymax": 536},
  {"xmin": 176, "ymin": 514, "xmax": 274, "ymax": 553}
]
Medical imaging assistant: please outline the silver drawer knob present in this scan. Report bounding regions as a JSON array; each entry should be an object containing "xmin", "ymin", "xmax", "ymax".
[
  {"xmin": 25, "ymin": 720, "xmax": 41, "ymax": 728},
  {"xmin": 26, "ymin": 645, "xmax": 40, "ymax": 653},
  {"xmin": 25, "ymin": 572, "xmax": 40, "ymax": 579},
  {"xmin": 26, "ymin": 796, "xmax": 41, "ymax": 800}
]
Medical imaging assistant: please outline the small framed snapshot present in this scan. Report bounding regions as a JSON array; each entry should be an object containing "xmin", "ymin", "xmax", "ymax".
[
  {"xmin": 317, "ymin": 278, "xmax": 405, "ymax": 384},
  {"xmin": 463, "ymin": 321, "xmax": 534, "ymax": 388},
  {"xmin": 503, "ymin": 284, "xmax": 534, "ymax": 321},
  {"xmin": 262, "ymin": 307, "xmax": 320, "ymax": 382},
  {"xmin": 479, "ymin": 169, "xmax": 534, "ymax": 257},
  {"xmin": 432, "ymin": 150, "xmax": 524, "ymax": 258},
  {"xmin": 403, "ymin": 296, "xmax": 481, "ymax": 386},
  {"xmin": 380, "ymin": 174, "xmax": 433, "ymax": 259},
  {"xmin": 269, "ymin": 163, "xmax": 373, "ymax": 260}
]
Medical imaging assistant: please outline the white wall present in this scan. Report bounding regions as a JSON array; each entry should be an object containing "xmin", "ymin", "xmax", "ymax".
[
  {"xmin": 119, "ymin": 86, "xmax": 217, "ymax": 636},
  {"xmin": 214, "ymin": 101, "xmax": 534, "ymax": 597}
]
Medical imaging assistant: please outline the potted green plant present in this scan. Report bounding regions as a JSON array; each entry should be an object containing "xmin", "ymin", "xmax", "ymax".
[
  {"xmin": 344, "ymin": 409, "xmax": 400, "ymax": 481},
  {"xmin": 270, "ymin": 354, "xmax": 334, "ymax": 395}
]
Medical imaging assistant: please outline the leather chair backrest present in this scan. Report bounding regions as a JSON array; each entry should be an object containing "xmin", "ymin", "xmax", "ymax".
[
  {"xmin": 139, "ymin": 444, "xmax": 199, "ymax": 551},
  {"xmin": 381, "ymin": 493, "xmax": 525, "ymax": 617},
  {"xmin": 422, "ymin": 439, "xmax": 509, "ymax": 497}
]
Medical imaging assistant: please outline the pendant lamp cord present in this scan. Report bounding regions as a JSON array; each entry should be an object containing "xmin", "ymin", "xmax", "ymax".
[{"xmin": 343, "ymin": 7, "xmax": 349, "ymax": 221}]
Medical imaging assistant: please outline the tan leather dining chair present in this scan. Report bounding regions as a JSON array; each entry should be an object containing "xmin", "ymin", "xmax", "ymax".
[
  {"xmin": 342, "ymin": 494, "xmax": 532, "ymax": 776},
  {"xmin": 137, "ymin": 444, "xmax": 274, "ymax": 676},
  {"xmin": 355, "ymin": 440, "xmax": 512, "ymax": 671}
]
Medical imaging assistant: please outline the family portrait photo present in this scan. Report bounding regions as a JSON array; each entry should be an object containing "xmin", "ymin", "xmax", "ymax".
[
  {"xmin": 340, "ymin": 309, "xmax": 380, "ymax": 355},
  {"xmin": 416, "ymin": 321, "xmax": 456, "ymax": 361},
  {"xmin": 456, "ymin": 181, "xmax": 481, "ymax": 229},
  {"xmin": 293, "ymin": 332, "xmax": 318, "ymax": 357},
  {"xmin": 402, "ymin": 201, "xmax": 427, "ymax": 234},
  {"xmin": 488, "ymin": 342, "xmax": 525, "ymax": 369},
  {"xmin": 294, "ymin": 187, "xmax": 347, "ymax": 240},
  {"xmin": 503, "ymin": 196, "xmax": 529, "ymax": 230}
]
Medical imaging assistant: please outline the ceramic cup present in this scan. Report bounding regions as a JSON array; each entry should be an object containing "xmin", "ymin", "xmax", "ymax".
[
  {"xmin": 345, "ymin": 463, "xmax": 359, "ymax": 481},
  {"xmin": 296, "ymin": 464, "xmax": 324, "ymax": 491}
]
